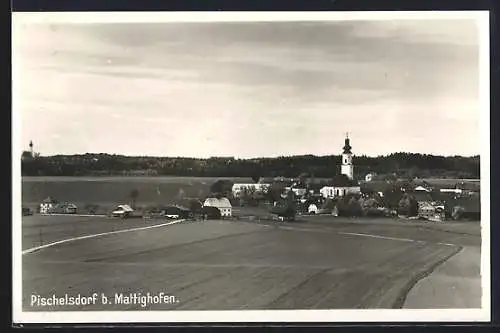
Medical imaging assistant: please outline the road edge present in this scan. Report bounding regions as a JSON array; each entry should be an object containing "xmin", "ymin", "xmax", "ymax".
[{"xmin": 392, "ymin": 245, "xmax": 464, "ymax": 309}]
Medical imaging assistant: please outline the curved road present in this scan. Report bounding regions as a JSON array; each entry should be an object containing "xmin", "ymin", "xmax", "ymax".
[{"xmin": 21, "ymin": 216, "xmax": 480, "ymax": 311}]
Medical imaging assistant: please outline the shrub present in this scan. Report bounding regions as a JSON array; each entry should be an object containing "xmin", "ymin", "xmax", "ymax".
[
  {"xmin": 397, "ymin": 195, "xmax": 418, "ymax": 217},
  {"xmin": 210, "ymin": 179, "xmax": 234, "ymax": 198},
  {"xmin": 452, "ymin": 206, "xmax": 465, "ymax": 220},
  {"xmin": 271, "ymin": 199, "xmax": 297, "ymax": 220},
  {"xmin": 364, "ymin": 207, "xmax": 385, "ymax": 217},
  {"xmin": 189, "ymin": 199, "xmax": 203, "ymax": 215},
  {"xmin": 336, "ymin": 195, "xmax": 363, "ymax": 217},
  {"xmin": 201, "ymin": 206, "xmax": 222, "ymax": 220}
]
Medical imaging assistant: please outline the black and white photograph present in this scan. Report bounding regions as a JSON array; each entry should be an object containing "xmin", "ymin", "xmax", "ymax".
[{"xmin": 12, "ymin": 11, "xmax": 490, "ymax": 323}]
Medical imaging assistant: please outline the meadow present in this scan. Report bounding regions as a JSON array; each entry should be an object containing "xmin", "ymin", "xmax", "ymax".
[{"xmin": 21, "ymin": 176, "xmax": 253, "ymax": 213}]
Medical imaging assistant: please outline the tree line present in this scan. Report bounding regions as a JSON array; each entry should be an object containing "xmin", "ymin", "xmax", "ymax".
[{"xmin": 21, "ymin": 152, "xmax": 480, "ymax": 179}]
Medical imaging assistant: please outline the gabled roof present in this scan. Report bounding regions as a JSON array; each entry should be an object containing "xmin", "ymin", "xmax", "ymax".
[
  {"xmin": 418, "ymin": 201, "xmax": 435, "ymax": 210},
  {"xmin": 116, "ymin": 204, "xmax": 134, "ymax": 212},
  {"xmin": 203, "ymin": 197, "xmax": 232, "ymax": 208},
  {"xmin": 414, "ymin": 185, "xmax": 430, "ymax": 192},
  {"xmin": 59, "ymin": 203, "xmax": 77, "ymax": 208},
  {"xmin": 41, "ymin": 196, "xmax": 57, "ymax": 204},
  {"xmin": 321, "ymin": 185, "xmax": 360, "ymax": 190}
]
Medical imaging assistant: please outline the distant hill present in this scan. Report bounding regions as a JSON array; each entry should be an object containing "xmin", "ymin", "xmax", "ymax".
[{"xmin": 21, "ymin": 152, "xmax": 480, "ymax": 179}]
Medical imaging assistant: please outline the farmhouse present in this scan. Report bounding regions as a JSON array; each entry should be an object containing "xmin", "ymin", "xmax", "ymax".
[
  {"xmin": 232, "ymin": 183, "xmax": 270, "ymax": 197},
  {"xmin": 203, "ymin": 197, "xmax": 232, "ymax": 217},
  {"xmin": 39, "ymin": 196, "xmax": 58, "ymax": 214},
  {"xmin": 417, "ymin": 201, "xmax": 445, "ymax": 222},
  {"xmin": 407, "ymin": 191, "xmax": 446, "ymax": 221}
]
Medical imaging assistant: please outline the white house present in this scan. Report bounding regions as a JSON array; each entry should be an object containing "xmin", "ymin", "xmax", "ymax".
[
  {"xmin": 320, "ymin": 186, "xmax": 361, "ymax": 199},
  {"xmin": 39, "ymin": 196, "xmax": 58, "ymax": 214},
  {"xmin": 203, "ymin": 197, "xmax": 232, "ymax": 217}
]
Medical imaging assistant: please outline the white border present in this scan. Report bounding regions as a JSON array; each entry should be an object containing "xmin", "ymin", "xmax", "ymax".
[
  {"xmin": 478, "ymin": 11, "xmax": 491, "ymax": 315},
  {"xmin": 12, "ymin": 11, "xmax": 491, "ymax": 324}
]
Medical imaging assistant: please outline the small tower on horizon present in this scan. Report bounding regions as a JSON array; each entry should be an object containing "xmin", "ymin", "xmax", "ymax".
[
  {"xmin": 29, "ymin": 140, "xmax": 34, "ymax": 157},
  {"xmin": 341, "ymin": 132, "xmax": 354, "ymax": 180}
]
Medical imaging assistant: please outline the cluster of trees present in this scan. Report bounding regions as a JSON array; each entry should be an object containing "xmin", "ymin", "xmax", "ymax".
[{"xmin": 21, "ymin": 153, "xmax": 479, "ymax": 179}]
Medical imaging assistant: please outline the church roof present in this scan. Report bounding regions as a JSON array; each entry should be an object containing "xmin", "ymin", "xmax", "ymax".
[{"xmin": 41, "ymin": 196, "xmax": 58, "ymax": 204}]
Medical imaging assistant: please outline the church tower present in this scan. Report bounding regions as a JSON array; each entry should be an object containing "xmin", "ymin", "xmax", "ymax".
[{"xmin": 341, "ymin": 133, "xmax": 354, "ymax": 180}]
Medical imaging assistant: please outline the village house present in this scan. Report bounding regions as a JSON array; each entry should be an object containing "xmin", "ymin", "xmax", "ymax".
[
  {"xmin": 203, "ymin": 197, "xmax": 232, "ymax": 217},
  {"xmin": 232, "ymin": 183, "xmax": 270, "ymax": 197},
  {"xmin": 407, "ymin": 191, "xmax": 445, "ymax": 222},
  {"xmin": 417, "ymin": 201, "xmax": 445, "ymax": 222},
  {"xmin": 39, "ymin": 196, "xmax": 58, "ymax": 214}
]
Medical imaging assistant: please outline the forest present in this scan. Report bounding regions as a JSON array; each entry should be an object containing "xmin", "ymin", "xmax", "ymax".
[{"xmin": 21, "ymin": 152, "xmax": 480, "ymax": 179}]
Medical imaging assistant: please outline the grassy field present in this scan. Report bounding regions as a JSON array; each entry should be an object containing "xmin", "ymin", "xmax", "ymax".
[{"xmin": 21, "ymin": 176, "xmax": 255, "ymax": 212}]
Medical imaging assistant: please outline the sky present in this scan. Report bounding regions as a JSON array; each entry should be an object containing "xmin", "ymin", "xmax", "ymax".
[{"xmin": 13, "ymin": 17, "xmax": 483, "ymax": 158}]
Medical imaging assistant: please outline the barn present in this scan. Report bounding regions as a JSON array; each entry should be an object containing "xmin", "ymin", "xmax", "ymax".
[{"xmin": 203, "ymin": 197, "xmax": 232, "ymax": 218}]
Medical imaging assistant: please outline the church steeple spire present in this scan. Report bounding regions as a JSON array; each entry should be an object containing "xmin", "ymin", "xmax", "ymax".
[{"xmin": 343, "ymin": 132, "xmax": 352, "ymax": 154}]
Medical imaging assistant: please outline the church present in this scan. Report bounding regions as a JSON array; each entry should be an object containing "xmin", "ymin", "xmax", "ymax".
[{"xmin": 319, "ymin": 134, "xmax": 361, "ymax": 199}]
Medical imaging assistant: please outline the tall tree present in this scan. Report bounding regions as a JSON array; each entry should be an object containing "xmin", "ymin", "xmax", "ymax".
[
  {"xmin": 130, "ymin": 189, "xmax": 139, "ymax": 209},
  {"xmin": 251, "ymin": 172, "xmax": 261, "ymax": 184}
]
